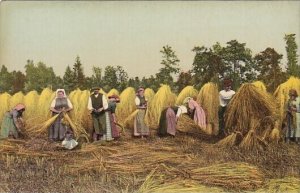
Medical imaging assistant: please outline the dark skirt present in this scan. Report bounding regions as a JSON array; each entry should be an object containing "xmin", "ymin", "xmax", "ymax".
[{"xmin": 158, "ymin": 107, "xmax": 176, "ymax": 136}]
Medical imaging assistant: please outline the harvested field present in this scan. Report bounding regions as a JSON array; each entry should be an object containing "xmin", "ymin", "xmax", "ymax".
[{"xmin": 0, "ymin": 131, "xmax": 299, "ymax": 193}]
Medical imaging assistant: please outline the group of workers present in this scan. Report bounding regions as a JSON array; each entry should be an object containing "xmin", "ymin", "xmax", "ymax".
[{"xmin": 1, "ymin": 79, "xmax": 299, "ymax": 149}]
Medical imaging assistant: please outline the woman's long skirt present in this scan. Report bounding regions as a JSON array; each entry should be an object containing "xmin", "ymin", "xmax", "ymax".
[
  {"xmin": 0, "ymin": 112, "xmax": 18, "ymax": 139},
  {"xmin": 133, "ymin": 109, "xmax": 149, "ymax": 136},
  {"xmin": 158, "ymin": 107, "xmax": 176, "ymax": 136}
]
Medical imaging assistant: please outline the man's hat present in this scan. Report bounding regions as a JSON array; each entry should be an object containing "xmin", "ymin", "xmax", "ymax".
[{"xmin": 91, "ymin": 87, "xmax": 101, "ymax": 92}]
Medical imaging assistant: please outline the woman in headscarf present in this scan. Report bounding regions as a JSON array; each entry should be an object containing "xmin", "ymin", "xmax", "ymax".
[
  {"xmin": 183, "ymin": 97, "xmax": 206, "ymax": 130},
  {"xmin": 285, "ymin": 89, "xmax": 299, "ymax": 143},
  {"xmin": 49, "ymin": 89, "xmax": 73, "ymax": 141},
  {"xmin": 158, "ymin": 105, "xmax": 187, "ymax": 137},
  {"xmin": 134, "ymin": 87, "xmax": 150, "ymax": 138},
  {"xmin": 0, "ymin": 103, "xmax": 26, "ymax": 139},
  {"xmin": 105, "ymin": 94, "xmax": 121, "ymax": 141}
]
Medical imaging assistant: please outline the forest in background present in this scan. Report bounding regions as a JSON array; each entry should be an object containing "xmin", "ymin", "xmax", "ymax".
[{"xmin": 0, "ymin": 34, "xmax": 299, "ymax": 94}]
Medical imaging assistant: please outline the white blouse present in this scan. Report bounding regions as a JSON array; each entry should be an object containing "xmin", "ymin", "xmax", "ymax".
[{"xmin": 219, "ymin": 90, "xmax": 235, "ymax": 107}]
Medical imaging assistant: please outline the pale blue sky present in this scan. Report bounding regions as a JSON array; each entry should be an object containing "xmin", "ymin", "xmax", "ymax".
[{"xmin": 0, "ymin": 1, "xmax": 299, "ymax": 78}]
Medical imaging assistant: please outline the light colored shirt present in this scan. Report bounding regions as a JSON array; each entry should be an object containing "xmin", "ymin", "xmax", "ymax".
[
  {"xmin": 50, "ymin": 98, "xmax": 73, "ymax": 109},
  {"xmin": 219, "ymin": 90, "xmax": 235, "ymax": 107},
  {"xmin": 135, "ymin": 96, "xmax": 148, "ymax": 106},
  {"xmin": 176, "ymin": 105, "xmax": 187, "ymax": 117},
  {"xmin": 87, "ymin": 94, "xmax": 108, "ymax": 110}
]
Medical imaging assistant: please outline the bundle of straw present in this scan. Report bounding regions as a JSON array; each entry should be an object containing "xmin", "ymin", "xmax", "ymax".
[
  {"xmin": 26, "ymin": 114, "xmax": 59, "ymax": 136},
  {"xmin": 147, "ymin": 85, "xmax": 176, "ymax": 127},
  {"xmin": 252, "ymin": 81, "xmax": 267, "ymax": 92},
  {"xmin": 77, "ymin": 90, "xmax": 91, "ymax": 130},
  {"xmin": 274, "ymin": 76, "xmax": 300, "ymax": 124},
  {"xmin": 37, "ymin": 88, "xmax": 54, "ymax": 121},
  {"xmin": 138, "ymin": 168, "xmax": 224, "ymax": 193},
  {"xmin": 63, "ymin": 113, "xmax": 88, "ymax": 138},
  {"xmin": 177, "ymin": 115, "xmax": 212, "ymax": 136},
  {"xmin": 0, "ymin": 92, "xmax": 11, "ymax": 122},
  {"xmin": 176, "ymin": 86, "xmax": 198, "ymax": 105},
  {"xmin": 225, "ymin": 84, "xmax": 278, "ymax": 136},
  {"xmin": 107, "ymin": 88, "xmax": 119, "ymax": 97},
  {"xmin": 115, "ymin": 87, "xmax": 136, "ymax": 125},
  {"xmin": 255, "ymin": 177, "xmax": 300, "ymax": 193},
  {"xmin": 144, "ymin": 88, "xmax": 155, "ymax": 103},
  {"xmin": 9, "ymin": 91, "xmax": 24, "ymax": 109},
  {"xmin": 23, "ymin": 91, "xmax": 39, "ymax": 119},
  {"xmin": 190, "ymin": 162, "xmax": 265, "ymax": 191},
  {"xmin": 197, "ymin": 82, "xmax": 219, "ymax": 135}
]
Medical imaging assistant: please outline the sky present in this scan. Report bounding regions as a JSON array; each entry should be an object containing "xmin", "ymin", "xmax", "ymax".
[{"xmin": 0, "ymin": 1, "xmax": 299, "ymax": 78}]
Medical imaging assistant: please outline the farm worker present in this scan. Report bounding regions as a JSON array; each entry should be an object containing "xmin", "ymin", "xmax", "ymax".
[
  {"xmin": 218, "ymin": 79, "xmax": 235, "ymax": 136},
  {"xmin": 158, "ymin": 105, "xmax": 187, "ymax": 137},
  {"xmin": 133, "ymin": 87, "xmax": 150, "ymax": 138},
  {"xmin": 183, "ymin": 97, "xmax": 206, "ymax": 130},
  {"xmin": 0, "ymin": 103, "xmax": 26, "ymax": 139},
  {"xmin": 88, "ymin": 87, "xmax": 108, "ymax": 141},
  {"xmin": 104, "ymin": 94, "xmax": 121, "ymax": 141},
  {"xmin": 285, "ymin": 89, "xmax": 299, "ymax": 143},
  {"xmin": 49, "ymin": 89, "xmax": 73, "ymax": 141},
  {"xmin": 62, "ymin": 129, "xmax": 78, "ymax": 150}
]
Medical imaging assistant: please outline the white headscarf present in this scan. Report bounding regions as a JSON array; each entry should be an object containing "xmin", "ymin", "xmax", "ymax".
[{"xmin": 55, "ymin": 89, "xmax": 67, "ymax": 98}]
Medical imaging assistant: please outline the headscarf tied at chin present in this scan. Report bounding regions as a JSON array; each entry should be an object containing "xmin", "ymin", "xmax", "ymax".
[{"xmin": 55, "ymin": 89, "xmax": 67, "ymax": 98}]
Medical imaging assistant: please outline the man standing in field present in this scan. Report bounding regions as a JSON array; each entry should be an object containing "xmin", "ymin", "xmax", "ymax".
[
  {"xmin": 219, "ymin": 79, "xmax": 235, "ymax": 136},
  {"xmin": 88, "ymin": 87, "xmax": 108, "ymax": 141}
]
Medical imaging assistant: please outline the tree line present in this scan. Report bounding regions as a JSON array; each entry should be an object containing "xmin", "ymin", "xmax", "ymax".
[{"xmin": 0, "ymin": 34, "xmax": 299, "ymax": 94}]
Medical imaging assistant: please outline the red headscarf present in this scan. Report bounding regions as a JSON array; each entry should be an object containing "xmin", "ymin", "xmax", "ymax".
[{"xmin": 14, "ymin": 103, "xmax": 25, "ymax": 111}]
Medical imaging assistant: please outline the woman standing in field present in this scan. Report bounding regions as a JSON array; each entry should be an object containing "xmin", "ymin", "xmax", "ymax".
[
  {"xmin": 285, "ymin": 89, "xmax": 300, "ymax": 143},
  {"xmin": 133, "ymin": 87, "xmax": 150, "ymax": 138},
  {"xmin": 0, "ymin": 103, "xmax": 26, "ymax": 139},
  {"xmin": 105, "ymin": 94, "xmax": 121, "ymax": 140},
  {"xmin": 49, "ymin": 89, "xmax": 73, "ymax": 141},
  {"xmin": 158, "ymin": 105, "xmax": 187, "ymax": 137},
  {"xmin": 184, "ymin": 97, "xmax": 206, "ymax": 130}
]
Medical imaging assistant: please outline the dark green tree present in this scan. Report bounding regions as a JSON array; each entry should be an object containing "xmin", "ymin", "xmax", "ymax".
[
  {"xmin": 11, "ymin": 71, "xmax": 26, "ymax": 94},
  {"xmin": 0, "ymin": 65, "xmax": 13, "ymax": 93},
  {"xmin": 176, "ymin": 71, "xmax": 193, "ymax": 92},
  {"xmin": 254, "ymin": 48, "xmax": 286, "ymax": 92},
  {"xmin": 63, "ymin": 65, "xmax": 75, "ymax": 92},
  {"xmin": 222, "ymin": 40, "xmax": 255, "ymax": 89},
  {"xmin": 116, "ymin": 65, "xmax": 129, "ymax": 92},
  {"xmin": 25, "ymin": 60, "xmax": 57, "ymax": 92},
  {"xmin": 103, "ymin": 65, "xmax": 118, "ymax": 91},
  {"xmin": 127, "ymin": 76, "xmax": 141, "ymax": 90},
  {"xmin": 73, "ymin": 56, "xmax": 86, "ymax": 89},
  {"xmin": 156, "ymin": 45, "xmax": 180, "ymax": 88},
  {"xmin": 191, "ymin": 46, "xmax": 225, "ymax": 89},
  {"xmin": 87, "ymin": 66, "xmax": 102, "ymax": 88},
  {"xmin": 284, "ymin": 34, "xmax": 300, "ymax": 77},
  {"xmin": 141, "ymin": 75, "xmax": 159, "ymax": 91}
]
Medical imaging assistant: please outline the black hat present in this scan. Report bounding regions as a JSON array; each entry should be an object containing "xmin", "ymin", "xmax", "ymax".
[{"xmin": 91, "ymin": 87, "xmax": 101, "ymax": 92}]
